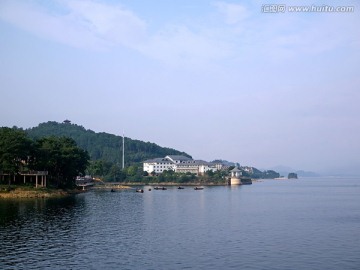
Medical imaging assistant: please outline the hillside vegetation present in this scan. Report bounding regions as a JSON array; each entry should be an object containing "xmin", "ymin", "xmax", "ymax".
[
  {"xmin": 26, "ymin": 121, "xmax": 191, "ymax": 181},
  {"xmin": 27, "ymin": 121, "xmax": 191, "ymax": 165},
  {"xmin": 22, "ymin": 121, "xmax": 279, "ymax": 183}
]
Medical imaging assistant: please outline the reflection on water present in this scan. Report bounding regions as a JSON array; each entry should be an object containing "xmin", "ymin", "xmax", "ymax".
[
  {"xmin": 0, "ymin": 195, "xmax": 80, "ymax": 226},
  {"xmin": 1, "ymin": 178, "xmax": 360, "ymax": 270},
  {"xmin": 0, "ymin": 196, "xmax": 84, "ymax": 269}
]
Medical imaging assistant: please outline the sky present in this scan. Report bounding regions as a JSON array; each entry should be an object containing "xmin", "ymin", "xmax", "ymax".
[{"xmin": 0, "ymin": 0, "xmax": 359, "ymax": 175}]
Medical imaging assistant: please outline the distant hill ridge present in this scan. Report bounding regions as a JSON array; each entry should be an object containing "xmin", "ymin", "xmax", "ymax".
[
  {"xmin": 26, "ymin": 121, "xmax": 191, "ymax": 166},
  {"xmin": 268, "ymin": 165, "xmax": 320, "ymax": 177}
]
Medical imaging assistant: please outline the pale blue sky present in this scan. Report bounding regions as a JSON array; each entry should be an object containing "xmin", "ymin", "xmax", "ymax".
[{"xmin": 1, "ymin": 0, "xmax": 359, "ymax": 175}]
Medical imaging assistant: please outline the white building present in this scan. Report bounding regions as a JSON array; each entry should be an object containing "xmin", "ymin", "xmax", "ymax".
[
  {"xmin": 175, "ymin": 160, "xmax": 217, "ymax": 175},
  {"xmin": 230, "ymin": 166, "xmax": 243, "ymax": 185},
  {"xmin": 143, "ymin": 157, "xmax": 175, "ymax": 174},
  {"xmin": 143, "ymin": 155, "xmax": 218, "ymax": 175}
]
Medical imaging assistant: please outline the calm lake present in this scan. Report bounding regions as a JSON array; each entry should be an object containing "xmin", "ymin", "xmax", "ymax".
[{"xmin": 1, "ymin": 177, "xmax": 359, "ymax": 270}]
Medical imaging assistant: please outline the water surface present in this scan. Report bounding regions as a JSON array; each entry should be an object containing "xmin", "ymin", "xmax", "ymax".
[{"xmin": 1, "ymin": 178, "xmax": 359, "ymax": 269}]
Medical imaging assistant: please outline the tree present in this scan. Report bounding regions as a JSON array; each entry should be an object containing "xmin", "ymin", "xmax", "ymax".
[
  {"xmin": 107, "ymin": 164, "xmax": 126, "ymax": 182},
  {"xmin": 179, "ymin": 174, "xmax": 190, "ymax": 183},
  {"xmin": 34, "ymin": 136, "xmax": 89, "ymax": 188},
  {"xmin": 127, "ymin": 165, "xmax": 138, "ymax": 176},
  {"xmin": 206, "ymin": 170, "xmax": 215, "ymax": 177},
  {"xmin": 0, "ymin": 127, "xmax": 34, "ymax": 184},
  {"xmin": 87, "ymin": 160, "xmax": 112, "ymax": 178}
]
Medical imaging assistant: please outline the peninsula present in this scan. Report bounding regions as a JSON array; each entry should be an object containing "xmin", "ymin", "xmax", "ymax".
[{"xmin": 1, "ymin": 121, "xmax": 282, "ymax": 195}]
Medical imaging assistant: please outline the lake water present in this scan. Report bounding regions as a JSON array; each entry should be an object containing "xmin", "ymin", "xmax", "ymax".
[{"xmin": 1, "ymin": 177, "xmax": 359, "ymax": 270}]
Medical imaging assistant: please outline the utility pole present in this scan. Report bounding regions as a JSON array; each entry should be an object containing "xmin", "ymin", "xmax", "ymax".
[{"xmin": 122, "ymin": 132, "xmax": 125, "ymax": 169}]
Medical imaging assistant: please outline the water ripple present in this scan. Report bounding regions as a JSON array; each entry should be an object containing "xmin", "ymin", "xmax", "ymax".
[{"xmin": 1, "ymin": 179, "xmax": 360, "ymax": 269}]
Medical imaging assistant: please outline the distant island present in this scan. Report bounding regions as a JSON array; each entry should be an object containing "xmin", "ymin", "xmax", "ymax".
[{"xmin": 288, "ymin": 173, "xmax": 298, "ymax": 179}]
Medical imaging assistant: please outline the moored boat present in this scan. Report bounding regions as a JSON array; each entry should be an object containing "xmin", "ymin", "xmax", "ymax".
[{"xmin": 154, "ymin": 187, "xmax": 167, "ymax": 190}]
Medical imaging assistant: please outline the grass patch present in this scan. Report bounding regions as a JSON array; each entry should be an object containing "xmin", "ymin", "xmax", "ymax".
[{"xmin": 0, "ymin": 185, "xmax": 72, "ymax": 198}]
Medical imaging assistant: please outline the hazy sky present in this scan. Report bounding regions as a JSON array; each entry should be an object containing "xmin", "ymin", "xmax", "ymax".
[{"xmin": 1, "ymin": 0, "xmax": 359, "ymax": 175}]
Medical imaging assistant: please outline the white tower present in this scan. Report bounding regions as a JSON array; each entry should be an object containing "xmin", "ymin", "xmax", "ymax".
[{"xmin": 230, "ymin": 166, "xmax": 242, "ymax": 185}]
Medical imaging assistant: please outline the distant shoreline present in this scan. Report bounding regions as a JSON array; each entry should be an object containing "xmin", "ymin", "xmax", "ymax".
[
  {"xmin": 105, "ymin": 182, "xmax": 227, "ymax": 187},
  {"xmin": 0, "ymin": 179, "xmax": 277, "ymax": 198}
]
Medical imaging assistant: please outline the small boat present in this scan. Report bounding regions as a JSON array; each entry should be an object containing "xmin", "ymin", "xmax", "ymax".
[
  {"xmin": 194, "ymin": 187, "xmax": 204, "ymax": 190},
  {"xmin": 178, "ymin": 186, "xmax": 185, "ymax": 189},
  {"xmin": 136, "ymin": 189, "xmax": 144, "ymax": 193},
  {"xmin": 154, "ymin": 187, "xmax": 167, "ymax": 190},
  {"xmin": 110, "ymin": 189, "xmax": 115, "ymax": 192}
]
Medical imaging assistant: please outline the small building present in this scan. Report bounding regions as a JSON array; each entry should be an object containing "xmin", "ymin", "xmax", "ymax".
[
  {"xmin": 230, "ymin": 166, "xmax": 242, "ymax": 185},
  {"xmin": 198, "ymin": 163, "xmax": 218, "ymax": 175}
]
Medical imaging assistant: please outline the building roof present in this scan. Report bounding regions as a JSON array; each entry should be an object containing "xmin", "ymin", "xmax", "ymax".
[
  {"xmin": 177, "ymin": 160, "xmax": 211, "ymax": 166},
  {"xmin": 143, "ymin": 158, "xmax": 173, "ymax": 163},
  {"xmin": 230, "ymin": 166, "xmax": 241, "ymax": 172},
  {"xmin": 165, "ymin": 155, "xmax": 192, "ymax": 162}
]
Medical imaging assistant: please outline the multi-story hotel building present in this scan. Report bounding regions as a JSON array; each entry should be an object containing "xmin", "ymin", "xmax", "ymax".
[{"xmin": 143, "ymin": 155, "xmax": 218, "ymax": 175}]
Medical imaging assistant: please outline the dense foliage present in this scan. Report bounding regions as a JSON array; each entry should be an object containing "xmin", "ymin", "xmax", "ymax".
[
  {"xmin": 0, "ymin": 128, "xmax": 33, "ymax": 176},
  {"xmin": 34, "ymin": 136, "xmax": 90, "ymax": 187},
  {"xmin": 0, "ymin": 127, "xmax": 89, "ymax": 188}
]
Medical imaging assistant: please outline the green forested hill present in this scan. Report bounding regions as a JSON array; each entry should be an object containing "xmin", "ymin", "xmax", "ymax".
[{"xmin": 26, "ymin": 121, "xmax": 191, "ymax": 166}]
